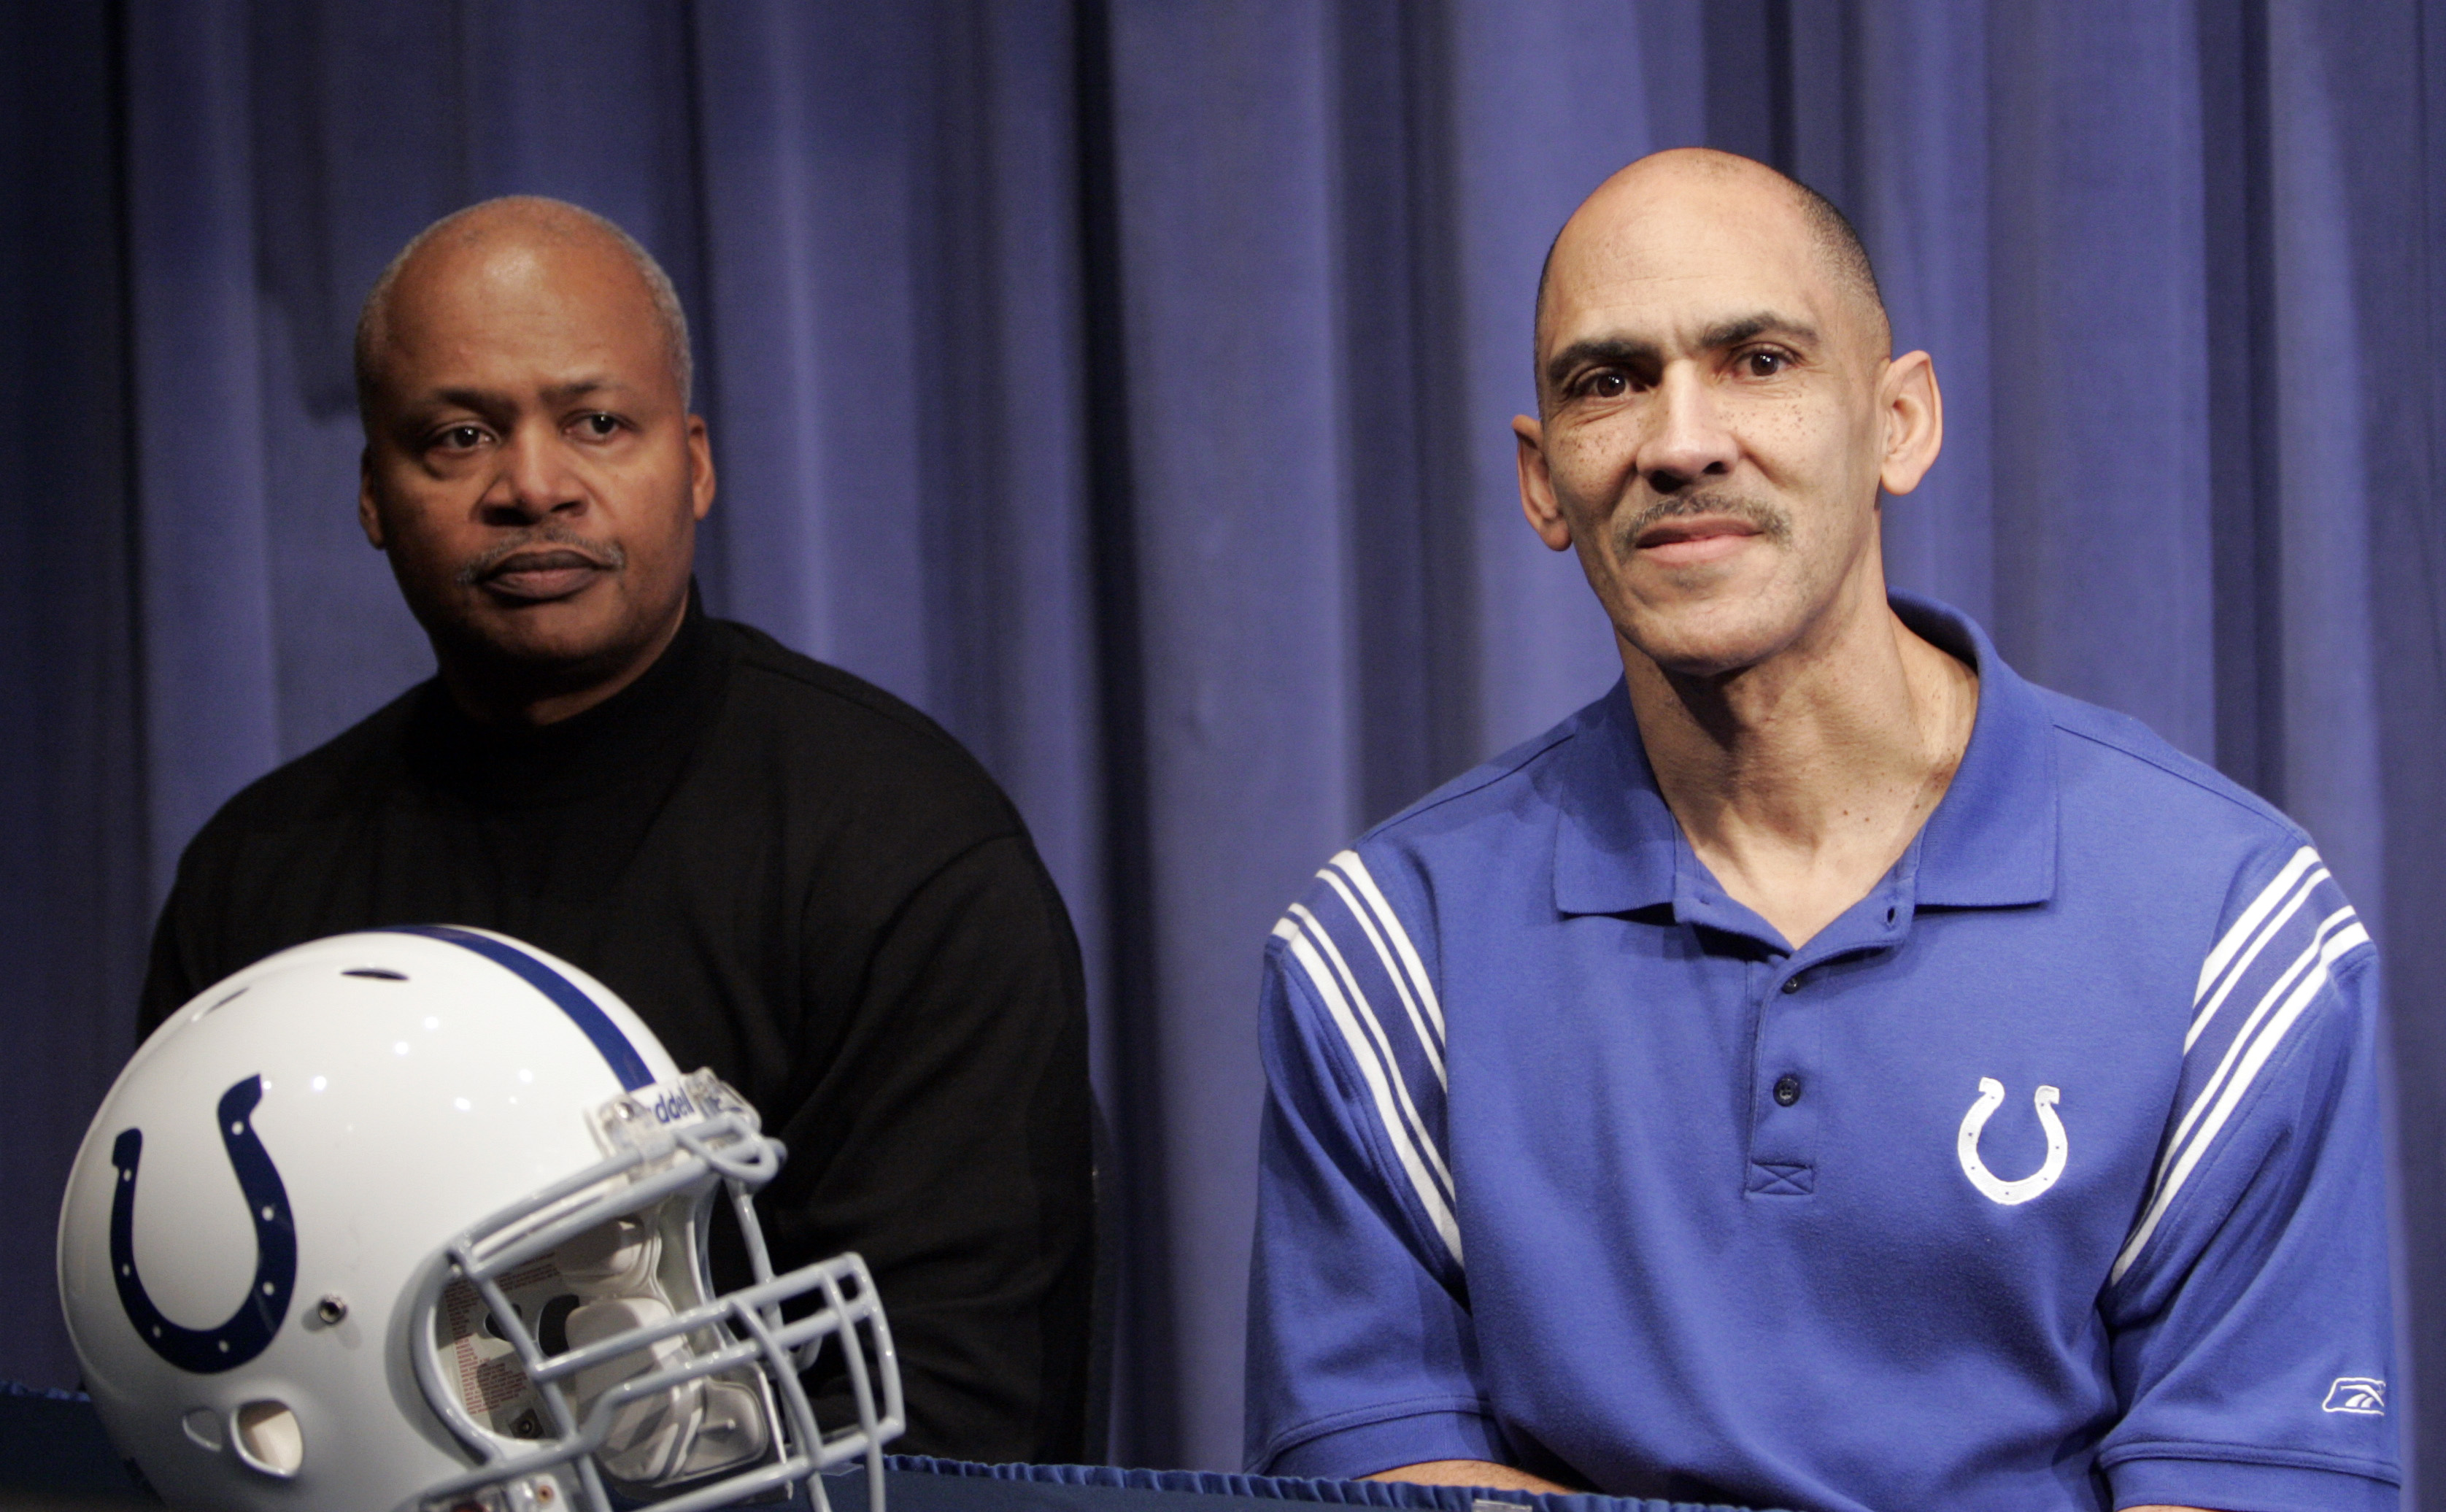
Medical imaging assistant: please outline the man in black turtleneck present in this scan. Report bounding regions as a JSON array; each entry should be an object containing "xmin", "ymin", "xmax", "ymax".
[{"xmin": 137, "ymin": 196, "xmax": 1095, "ymax": 1463}]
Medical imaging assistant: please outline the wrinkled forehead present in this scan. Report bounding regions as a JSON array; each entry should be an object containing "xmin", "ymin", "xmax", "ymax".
[{"xmin": 1542, "ymin": 180, "xmax": 1848, "ymax": 355}]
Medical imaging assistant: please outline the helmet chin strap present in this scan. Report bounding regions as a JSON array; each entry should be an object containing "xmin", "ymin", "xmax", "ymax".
[
  {"xmin": 456, "ymin": 1205, "xmax": 780, "ymax": 1493},
  {"xmin": 553, "ymin": 1220, "xmax": 772, "ymax": 1488},
  {"xmin": 566, "ymin": 1293, "xmax": 771, "ymax": 1484}
]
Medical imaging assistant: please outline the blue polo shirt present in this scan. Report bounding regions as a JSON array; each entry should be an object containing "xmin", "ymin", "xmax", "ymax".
[{"xmin": 1245, "ymin": 596, "xmax": 2396, "ymax": 1512}]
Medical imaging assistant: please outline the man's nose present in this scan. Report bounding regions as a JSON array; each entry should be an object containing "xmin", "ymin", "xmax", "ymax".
[
  {"xmin": 1637, "ymin": 363, "xmax": 1738, "ymax": 491},
  {"xmin": 482, "ymin": 428, "xmax": 585, "ymax": 520}
]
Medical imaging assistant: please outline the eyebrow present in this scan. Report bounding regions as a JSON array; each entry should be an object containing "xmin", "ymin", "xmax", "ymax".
[
  {"xmin": 1697, "ymin": 312, "xmax": 1819, "ymax": 350},
  {"xmin": 1543, "ymin": 310, "xmax": 1823, "ymax": 390},
  {"xmin": 420, "ymin": 377, "xmax": 628, "ymax": 412},
  {"xmin": 540, "ymin": 376, "xmax": 625, "ymax": 404}
]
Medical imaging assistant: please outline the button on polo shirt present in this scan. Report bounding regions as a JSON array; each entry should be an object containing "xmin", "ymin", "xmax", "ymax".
[{"xmin": 1249, "ymin": 594, "xmax": 2394, "ymax": 1512}]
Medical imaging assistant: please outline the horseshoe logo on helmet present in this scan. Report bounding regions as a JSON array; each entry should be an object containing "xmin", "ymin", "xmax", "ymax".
[
  {"xmin": 109, "ymin": 1075, "xmax": 297, "ymax": 1373},
  {"xmin": 1956, "ymin": 1076, "xmax": 2068, "ymax": 1206}
]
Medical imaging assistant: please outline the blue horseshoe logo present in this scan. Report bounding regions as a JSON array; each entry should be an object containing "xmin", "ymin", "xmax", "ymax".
[{"xmin": 109, "ymin": 1076, "xmax": 296, "ymax": 1373}]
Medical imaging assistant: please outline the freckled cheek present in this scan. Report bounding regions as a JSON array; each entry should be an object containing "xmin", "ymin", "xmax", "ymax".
[
  {"xmin": 1547, "ymin": 425, "xmax": 1643, "ymax": 500},
  {"xmin": 1736, "ymin": 396, "xmax": 1813, "ymax": 443},
  {"xmin": 1739, "ymin": 406, "xmax": 1851, "ymax": 488}
]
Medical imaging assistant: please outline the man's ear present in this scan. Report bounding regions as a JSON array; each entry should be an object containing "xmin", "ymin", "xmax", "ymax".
[
  {"xmin": 687, "ymin": 414, "xmax": 716, "ymax": 522},
  {"xmin": 1513, "ymin": 414, "xmax": 1573, "ymax": 552},
  {"xmin": 357, "ymin": 450, "xmax": 387, "ymax": 549},
  {"xmin": 1876, "ymin": 350, "xmax": 1943, "ymax": 497}
]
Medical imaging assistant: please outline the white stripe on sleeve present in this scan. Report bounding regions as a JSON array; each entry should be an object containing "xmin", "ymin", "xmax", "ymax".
[
  {"xmin": 1288, "ymin": 903, "xmax": 1454, "ymax": 1203},
  {"xmin": 1330, "ymin": 852, "xmax": 1446, "ymax": 1046},
  {"xmin": 2113, "ymin": 914, "xmax": 2369, "ymax": 1284},
  {"xmin": 2194, "ymin": 846, "xmax": 2320, "ymax": 1006},
  {"xmin": 2163, "ymin": 905, "xmax": 2358, "ymax": 1178},
  {"xmin": 1316, "ymin": 866, "xmax": 1446, "ymax": 1089},
  {"xmin": 1274, "ymin": 917, "xmax": 1464, "ymax": 1268},
  {"xmin": 2187, "ymin": 861, "xmax": 2328, "ymax": 1052}
]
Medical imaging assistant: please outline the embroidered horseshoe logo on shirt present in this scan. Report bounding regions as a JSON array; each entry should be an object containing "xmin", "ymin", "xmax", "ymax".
[{"xmin": 1956, "ymin": 1077, "xmax": 2067, "ymax": 1206}]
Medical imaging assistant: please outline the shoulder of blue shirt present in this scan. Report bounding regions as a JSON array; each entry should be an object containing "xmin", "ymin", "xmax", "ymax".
[{"xmin": 1341, "ymin": 601, "xmax": 2322, "ymax": 903}]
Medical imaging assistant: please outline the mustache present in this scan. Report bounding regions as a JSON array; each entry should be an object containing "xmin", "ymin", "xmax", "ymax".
[
  {"xmin": 1614, "ymin": 490, "xmax": 1794, "ymax": 551},
  {"xmin": 455, "ymin": 526, "xmax": 627, "ymax": 587}
]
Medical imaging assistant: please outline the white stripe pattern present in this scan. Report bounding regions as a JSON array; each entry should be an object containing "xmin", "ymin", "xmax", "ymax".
[
  {"xmin": 2194, "ymin": 846, "xmax": 2320, "ymax": 1004},
  {"xmin": 1317, "ymin": 864, "xmax": 1446, "ymax": 1089},
  {"xmin": 2187, "ymin": 849, "xmax": 2328, "ymax": 1052},
  {"xmin": 1330, "ymin": 852, "xmax": 1448, "ymax": 1046},
  {"xmin": 2160, "ymin": 903, "xmax": 2358, "ymax": 1179},
  {"xmin": 1274, "ymin": 911, "xmax": 1464, "ymax": 1267},
  {"xmin": 1287, "ymin": 903, "xmax": 1454, "ymax": 1202},
  {"xmin": 2113, "ymin": 848, "xmax": 2368, "ymax": 1285}
]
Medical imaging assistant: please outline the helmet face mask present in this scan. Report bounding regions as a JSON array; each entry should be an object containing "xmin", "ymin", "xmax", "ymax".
[
  {"xmin": 412, "ymin": 1071, "xmax": 902, "ymax": 1512},
  {"xmin": 431, "ymin": 1203, "xmax": 781, "ymax": 1486},
  {"xmin": 58, "ymin": 928, "xmax": 901, "ymax": 1512}
]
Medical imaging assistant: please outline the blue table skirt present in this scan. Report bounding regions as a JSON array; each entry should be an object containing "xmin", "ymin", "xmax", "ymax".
[
  {"xmin": 881, "ymin": 1457, "xmax": 1767, "ymax": 1512},
  {"xmin": 0, "ymin": 1386, "xmax": 1765, "ymax": 1512}
]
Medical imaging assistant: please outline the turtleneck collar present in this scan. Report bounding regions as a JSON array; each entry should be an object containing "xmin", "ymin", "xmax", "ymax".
[{"xmin": 404, "ymin": 584, "xmax": 727, "ymax": 809}]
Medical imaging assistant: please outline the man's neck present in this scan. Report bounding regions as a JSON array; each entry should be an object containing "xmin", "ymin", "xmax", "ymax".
[
  {"xmin": 437, "ymin": 602, "xmax": 692, "ymax": 730},
  {"xmin": 1624, "ymin": 590, "xmax": 1979, "ymax": 950}
]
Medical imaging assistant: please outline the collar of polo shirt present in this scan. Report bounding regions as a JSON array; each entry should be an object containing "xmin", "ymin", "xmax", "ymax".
[{"xmin": 1551, "ymin": 592, "xmax": 2058, "ymax": 925}]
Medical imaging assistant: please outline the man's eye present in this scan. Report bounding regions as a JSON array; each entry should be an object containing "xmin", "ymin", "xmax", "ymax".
[
  {"xmin": 574, "ymin": 413, "xmax": 621, "ymax": 438},
  {"xmin": 1585, "ymin": 371, "xmax": 1629, "ymax": 399},
  {"xmin": 1741, "ymin": 351, "xmax": 1790, "ymax": 377},
  {"xmin": 435, "ymin": 425, "xmax": 488, "ymax": 450}
]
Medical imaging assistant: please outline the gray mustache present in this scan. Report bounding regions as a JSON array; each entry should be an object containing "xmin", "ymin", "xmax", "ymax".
[
  {"xmin": 1614, "ymin": 490, "xmax": 1793, "ymax": 550},
  {"xmin": 455, "ymin": 527, "xmax": 627, "ymax": 587}
]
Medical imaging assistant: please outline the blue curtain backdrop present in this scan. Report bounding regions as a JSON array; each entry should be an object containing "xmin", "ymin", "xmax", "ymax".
[{"xmin": 5, "ymin": 0, "xmax": 2445, "ymax": 1494}]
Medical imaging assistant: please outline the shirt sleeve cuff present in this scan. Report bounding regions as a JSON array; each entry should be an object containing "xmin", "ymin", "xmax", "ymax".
[
  {"xmin": 1258, "ymin": 1403, "xmax": 1508, "ymax": 1480},
  {"xmin": 2106, "ymin": 1451, "xmax": 2400, "ymax": 1512}
]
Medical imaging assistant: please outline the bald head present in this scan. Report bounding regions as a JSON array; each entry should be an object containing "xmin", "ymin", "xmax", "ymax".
[
  {"xmin": 1534, "ymin": 150, "xmax": 1888, "ymax": 393},
  {"xmin": 354, "ymin": 196, "xmax": 692, "ymax": 421}
]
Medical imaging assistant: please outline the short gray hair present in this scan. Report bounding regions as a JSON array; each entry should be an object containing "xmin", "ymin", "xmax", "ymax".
[{"xmin": 354, "ymin": 196, "xmax": 693, "ymax": 416}]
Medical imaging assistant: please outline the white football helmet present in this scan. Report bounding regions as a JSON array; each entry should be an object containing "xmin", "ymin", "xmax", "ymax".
[{"xmin": 58, "ymin": 926, "xmax": 903, "ymax": 1512}]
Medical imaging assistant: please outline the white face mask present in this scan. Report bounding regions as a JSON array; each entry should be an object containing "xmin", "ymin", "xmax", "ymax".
[
  {"xmin": 439, "ymin": 1209, "xmax": 775, "ymax": 1489},
  {"xmin": 566, "ymin": 1292, "xmax": 771, "ymax": 1483}
]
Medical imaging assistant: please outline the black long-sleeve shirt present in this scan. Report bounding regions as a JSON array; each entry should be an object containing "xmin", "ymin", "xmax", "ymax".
[{"xmin": 139, "ymin": 595, "xmax": 1095, "ymax": 1462}]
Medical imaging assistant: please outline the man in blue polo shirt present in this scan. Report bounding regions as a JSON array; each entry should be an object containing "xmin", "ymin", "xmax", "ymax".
[{"xmin": 1243, "ymin": 148, "xmax": 2396, "ymax": 1512}]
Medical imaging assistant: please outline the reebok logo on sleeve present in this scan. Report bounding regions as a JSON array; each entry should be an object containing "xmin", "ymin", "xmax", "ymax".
[{"xmin": 2323, "ymin": 1377, "xmax": 2385, "ymax": 1415}]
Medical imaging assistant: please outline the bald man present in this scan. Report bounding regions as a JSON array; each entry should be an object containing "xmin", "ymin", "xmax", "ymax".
[
  {"xmin": 1244, "ymin": 151, "xmax": 2395, "ymax": 1512},
  {"xmin": 139, "ymin": 198, "xmax": 1097, "ymax": 1463}
]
